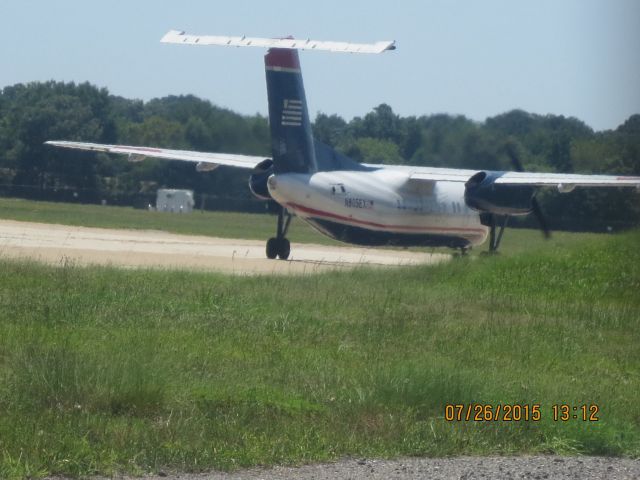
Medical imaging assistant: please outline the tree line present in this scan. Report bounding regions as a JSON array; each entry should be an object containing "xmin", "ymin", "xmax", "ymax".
[{"xmin": 0, "ymin": 81, "xmax": 638, "ymax": 230}]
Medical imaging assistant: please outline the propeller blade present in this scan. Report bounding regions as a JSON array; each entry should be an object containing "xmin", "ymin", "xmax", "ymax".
[
  {"xmin": 505, "ymin": 142, "xmax": 525, "ymax": 172},
  {"xmin": 506, "ymin": 142, "xmax": 551, "ymax": 239},
  {"xmin": 531, "ymin": 197, "xmax": 551, "ymax": 239}
]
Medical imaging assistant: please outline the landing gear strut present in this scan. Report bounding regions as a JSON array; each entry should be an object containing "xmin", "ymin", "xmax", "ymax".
[
  {"xmin": 266, "ymin": 206, "xmax": 292, "ymax": 260},
  {"xmin": 488, "ymin": 214, "xmax": 509, "ymax": 253}
]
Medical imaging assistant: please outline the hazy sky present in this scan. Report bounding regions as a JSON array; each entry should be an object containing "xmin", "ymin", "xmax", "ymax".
[{"xmin": 2, "ymin": 0, "xmax": 639, "ymax": 131}]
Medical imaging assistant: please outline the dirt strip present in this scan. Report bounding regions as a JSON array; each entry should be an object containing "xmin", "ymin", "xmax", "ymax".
[
  {"xmin": 0, "ymin": 219, "xmax": 448, "ymax": 274},
  {"xmin": 72, "ymin": 456, "xmax": 640, "ymax": 480}
]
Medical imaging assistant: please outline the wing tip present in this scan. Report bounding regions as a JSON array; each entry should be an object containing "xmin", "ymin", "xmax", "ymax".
[
  {"xmin": 45, "ymin": 140, "xmax": 66, "ymax": 147},
  {"xmin": 161, "ymin": 30, "xmax": 185, "ymax": 43}
]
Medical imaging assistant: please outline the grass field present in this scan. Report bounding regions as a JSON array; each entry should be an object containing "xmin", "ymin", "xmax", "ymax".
[{"xmin": 0, "ymin": 196, "xmax": 637, "ymax": 478}]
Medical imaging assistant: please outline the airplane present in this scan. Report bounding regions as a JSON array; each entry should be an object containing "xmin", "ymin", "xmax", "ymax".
[{"xmin": 47, "ymin": 30, "xmax": 640, "ymax": 259}]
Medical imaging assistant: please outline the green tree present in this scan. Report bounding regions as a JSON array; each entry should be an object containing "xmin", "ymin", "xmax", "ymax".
[
  {"xmin": 344, "ymin": 137, "xmax": 403, "ymax": 164},
  {"xmin": 313, "ymin": 113, "xmax": 348, "ymax": 147},
  {"xmin": 1, "ymin": 82, "xmax": 110, "ymax": 200}
]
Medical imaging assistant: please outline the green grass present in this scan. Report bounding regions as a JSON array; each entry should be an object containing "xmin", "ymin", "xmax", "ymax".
[{"xmin": 0, "ymin": 225, "xmax": 638, "ymax": 478}]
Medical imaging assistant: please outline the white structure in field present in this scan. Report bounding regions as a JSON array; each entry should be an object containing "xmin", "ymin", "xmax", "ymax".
[{"xmin": 156, "ymin": 189, "xmax": 195, "ymax": 213}]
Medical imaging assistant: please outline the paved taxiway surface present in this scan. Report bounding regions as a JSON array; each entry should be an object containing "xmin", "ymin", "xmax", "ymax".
[{"xmin": 0, "ymin": 219, "xmax": 448, "ymax": 274}]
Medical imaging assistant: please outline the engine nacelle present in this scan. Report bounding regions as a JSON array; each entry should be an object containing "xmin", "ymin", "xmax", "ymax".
[
  {"xmin": 248, "ymin": 158, "xmax": 274, "ymax": 200},
  {"xmin": 464, "ymin": 171, "xmax": 535, "ymax": 216}
]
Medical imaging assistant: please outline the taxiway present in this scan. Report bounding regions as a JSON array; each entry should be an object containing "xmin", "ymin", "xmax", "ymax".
[{"xmin": 0, "ymin": 219, "xmax": 449, "ymax": 275}]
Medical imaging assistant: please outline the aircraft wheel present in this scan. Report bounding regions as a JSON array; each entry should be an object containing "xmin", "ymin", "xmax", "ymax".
[
  {"xmin": 277, "ymin": 238, "xmax": 290, "ymax": 260},
  {"xmin": 266, "ymin": 237, "xmax": 279, "ymax": 259}
]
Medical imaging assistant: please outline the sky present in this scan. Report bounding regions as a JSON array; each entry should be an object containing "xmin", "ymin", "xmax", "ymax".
[{"xmin": 2, "ymin": 0, "xmax": 639, "ymax": 131}]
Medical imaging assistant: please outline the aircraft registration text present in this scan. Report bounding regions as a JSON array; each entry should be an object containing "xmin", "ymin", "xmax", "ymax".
[{"xmin": 345, "ymin": 198, "xmax": 374, "ymax": 209}]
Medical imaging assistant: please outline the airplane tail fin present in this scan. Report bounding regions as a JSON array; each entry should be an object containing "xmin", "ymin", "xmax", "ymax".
[
  {"xmin": 264, "ymin": 48, "xmax": 317, "ymax": 174},
  {"xmin": 161, "ymin": 31, "xmax": 396, "ymax": 173},
  {"xmin": 264, "ymin": 49, "xmax": 371, "ymax": 174}
]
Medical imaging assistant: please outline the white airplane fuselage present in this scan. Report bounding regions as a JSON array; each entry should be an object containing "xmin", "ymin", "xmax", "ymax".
[{"xmin": 268, "ymin": 169, "xmax": 489, "ymax": 248}]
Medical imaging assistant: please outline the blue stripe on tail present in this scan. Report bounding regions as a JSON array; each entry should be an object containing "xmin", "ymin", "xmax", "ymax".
[
  {"xmin": 264, "ymin": 47, "xmax": 374, "ymax": 174},
  {"xmin": 265, "ymin": 48, "xmax": 317, "ymax": 174}
]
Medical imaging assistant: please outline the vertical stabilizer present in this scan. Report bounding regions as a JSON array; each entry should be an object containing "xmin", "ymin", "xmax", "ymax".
[
  {"xmin": 265, "ymin": 48, "xmax": 317, "ymax": 174},
  {"xmin": 161, "ymin": 31, "xmax": 395, "ymax": 172}
]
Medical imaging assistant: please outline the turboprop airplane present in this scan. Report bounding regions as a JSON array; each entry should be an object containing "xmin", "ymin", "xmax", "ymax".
[{"xmin": 47, "ymin": 31, "xmax": 640, "ymax": 259}]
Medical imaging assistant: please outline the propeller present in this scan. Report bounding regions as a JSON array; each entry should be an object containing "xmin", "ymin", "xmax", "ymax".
[{"xmin": 505, "ymin": 142, "xmax": 551, "ymax": 239}]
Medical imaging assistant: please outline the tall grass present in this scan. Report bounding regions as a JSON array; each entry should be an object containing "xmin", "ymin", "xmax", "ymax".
[{"xmin": 0, "ymin": 230, "xmax": 638, "ymax": 477}]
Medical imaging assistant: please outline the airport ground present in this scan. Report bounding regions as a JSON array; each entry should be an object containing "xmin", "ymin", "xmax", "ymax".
[
  {"xmin": 0, "ymin": 198, "xmax": 638, "ymax": 479},
  {"xmin": 0, "ymin": 219, "xmax": 447, "ymax": 275},
  {"xmin": 110, "ymin": 455, "xmax": 640, "ymax": 479}
]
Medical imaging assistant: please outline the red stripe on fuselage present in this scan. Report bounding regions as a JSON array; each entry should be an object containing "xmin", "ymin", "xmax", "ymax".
[
  {"xmin": 265, "ymin": 48, "xmax": 301, "ymax": 70},
  {"xmin": 285, "ymin": 202, "xmax": 487, "ymax": 235}
]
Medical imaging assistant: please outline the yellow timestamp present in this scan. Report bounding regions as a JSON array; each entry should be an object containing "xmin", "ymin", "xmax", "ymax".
[
  {"xmin": 444, "ymin": 403, "xmax": 600, "ymax": 422},
  {"xmin": 445, "ymin": 403, "xmax": 542, "ymax": 422},
  {"xmin": 552, "ymin": 404, "xmax": 600, "ymax": 422}
]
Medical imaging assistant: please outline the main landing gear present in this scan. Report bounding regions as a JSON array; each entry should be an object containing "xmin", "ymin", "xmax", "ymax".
[
  {"xmin": 488, "ymin": 214, "xmax": 509, "ymax": 253},
  {"xmin": 266, "ymin": 205, "xmax": 292, "ymax": 260},
  {"xmin": 479, "ymin": 212, "xmax": 510, "ymax": 254}
]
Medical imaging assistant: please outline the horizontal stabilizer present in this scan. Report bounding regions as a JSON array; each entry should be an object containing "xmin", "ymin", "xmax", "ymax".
[{"xmin": 161, "ymin": 30, "xmax": 395, "ymax": 54}]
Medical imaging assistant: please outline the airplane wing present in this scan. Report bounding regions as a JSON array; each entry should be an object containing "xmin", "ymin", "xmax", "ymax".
[
  {"xmin": 46, "ymin": 141, "xmax": 640, "ymax": 190},
  {"xmin": 45, "ymin": 141, "xmax": 266, "ymax": 170},
  {"xmin": 402, "ymin": 166, "xmax": 640, "ymax": 191},
  {"xmin": 493, "ymin": 171, "xmax": 640, "ymax": 190},
  {"xmin": 362, "ymin": 164, "xmax": 480, "ymax": 181}
]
